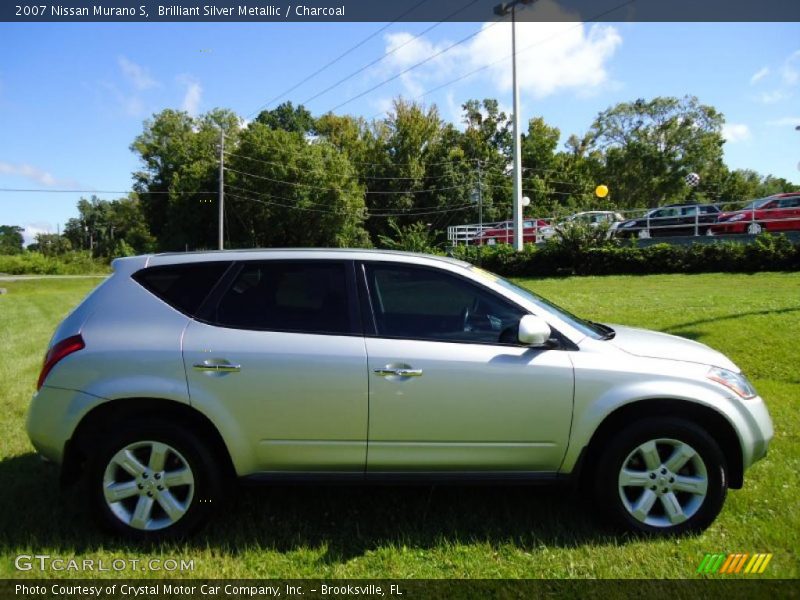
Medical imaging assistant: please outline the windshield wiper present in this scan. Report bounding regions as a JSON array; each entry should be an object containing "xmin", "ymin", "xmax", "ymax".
[{"xmin": 589, "ymin": 321, "xmax": 616, "ymax": 340}]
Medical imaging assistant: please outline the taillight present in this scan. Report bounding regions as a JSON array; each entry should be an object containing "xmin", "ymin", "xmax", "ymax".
[{"xmin": 37, "ymin": 334, "xmax": 85, "ymax": 391}]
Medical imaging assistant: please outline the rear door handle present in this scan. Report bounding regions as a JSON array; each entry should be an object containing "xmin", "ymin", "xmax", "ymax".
[
  {"xmin": 373, "ymin": 368, "xmax": 423, "ymax": 377},
  {"xmin": 193, "ymin": 361, "xmax": 241, "ymax": 372}
]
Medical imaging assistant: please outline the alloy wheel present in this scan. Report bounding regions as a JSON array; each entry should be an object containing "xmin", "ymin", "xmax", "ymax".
[
  {"xmin": 617, "ymin": 438, "xmax": 708, "ymax": 528},
  {"xmin": 747, "ymin": 222, "xmax": 763, "ymax": 235},
  {"xmin": 102, "ymin": 440, "xmax": 195, "ymax": 531}
]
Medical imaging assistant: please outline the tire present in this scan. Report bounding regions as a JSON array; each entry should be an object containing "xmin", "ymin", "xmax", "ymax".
[
  {"xmin": 747, "ymin": 222, "xmax": 764, "ymax": 235},
  {"xmin": 637, "ymin": 229, "xmax": 651, "ymax": 239},
  {"xmin": 593, "ymin": 417, "xmax": 727, "ymax": 536},
  {"xmin": 85, "ymin": 419, "xmax": 224, "ymax": 540}
]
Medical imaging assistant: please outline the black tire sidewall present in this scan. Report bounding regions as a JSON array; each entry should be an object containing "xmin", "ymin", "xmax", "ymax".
[
  {"xmin": 86, "ymin": 420, "xmax": 222, "ymax": 541},
  {"xmin": 594, "ymin": 417, "xmax": 728, "ymax": 536}
]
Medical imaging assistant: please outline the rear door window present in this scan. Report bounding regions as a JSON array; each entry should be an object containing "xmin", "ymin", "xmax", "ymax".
[{"xmin": 210, "ymin": 261, "xmax": 354, "ymax": 335}]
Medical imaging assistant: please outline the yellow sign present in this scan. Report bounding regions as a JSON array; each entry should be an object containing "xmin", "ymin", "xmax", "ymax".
[{"xmin": 595, "ymin": 184, "xmax": 609, "ymax": 198}]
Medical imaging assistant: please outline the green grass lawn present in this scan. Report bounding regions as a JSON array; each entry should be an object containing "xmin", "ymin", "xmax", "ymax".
[{"xmin": 0, "ymin": 273, "xmax": 798, "ymax": 579}]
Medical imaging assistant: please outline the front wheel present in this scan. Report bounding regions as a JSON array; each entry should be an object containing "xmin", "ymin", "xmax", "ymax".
[
  {"xmin": 747, "ymin": 222, "xmax": 764, "ymax": 235},
  {"xmin": 86, "ymin": 420, "xmax": 224, "ymax": 540},
  {"xmin": 594, "ymin": 417, "xmax": 727, "ymax": 536}
]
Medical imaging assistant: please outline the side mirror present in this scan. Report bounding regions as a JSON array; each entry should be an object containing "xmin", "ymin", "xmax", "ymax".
[{"xmin": 518, "ymin": 314, "xmax": 551, "ymax": 346}]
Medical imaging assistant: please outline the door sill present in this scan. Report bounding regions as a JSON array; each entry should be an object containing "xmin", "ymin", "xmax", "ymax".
[{"xmin": 240, "ymin": 471, "xmax": 564, "ymax": 485}]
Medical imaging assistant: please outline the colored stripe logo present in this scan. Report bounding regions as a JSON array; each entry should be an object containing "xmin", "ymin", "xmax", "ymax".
[{"xmin": 697, "ymin": 553, "xmax": 772, "ymax": 574}]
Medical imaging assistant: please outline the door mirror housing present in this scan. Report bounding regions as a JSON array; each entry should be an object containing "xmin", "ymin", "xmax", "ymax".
[{"xmin": 518, "ymin": 314, "xmax": 551, "ymax": 346}]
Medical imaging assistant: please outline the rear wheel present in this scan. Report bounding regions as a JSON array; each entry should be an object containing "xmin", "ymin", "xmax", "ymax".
[
  {"xmin": 86, "ymin": 420, "xmax": 224, "ymax": 540},
  {"xmin": 594, "ymin": 417, "xmax": 727, "ymax": 535}
]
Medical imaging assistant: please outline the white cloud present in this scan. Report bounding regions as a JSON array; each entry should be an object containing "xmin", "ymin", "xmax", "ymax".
[
  {"xmin": 766, "ymin": 116, "xmax": 800, "ymax": 127},
  {"xmin": 118, "ymin": 56, "xmax": 158, "ymax": 91},
  {"xmin": 178, "ymin": 75, "xmax": 202, "ymax": 116},
  {"xmin": 781, "ymin": 50, "xmax": 800, "ymax": 86},
  {"xmin": 721, "ymin": 123, "xmax": 751, "ymax": 143},
  {"xmin": 468, "ymin": 21, "xmax": 622, "ymax": 99},
  {"xmin": 750, "ymin": 49, "xmax": 799, "ymax": 105},
  {"xmin": 0, "ymin": 161, "xmax": 80, "ymax": 188},
  {"xmin": 378, "ymin": 1, "xmax": 622, "ymax": 106},
  {"xmin": 750, "ymin": 66, "xmax": 769, "ymax": 85},
  {"xmin": 22, "ymin": 223, "xmax": 54, "ymax": 247},
  {"xmin": 757, "ymin": 89, "xmax": 789, "ymax": 104}
]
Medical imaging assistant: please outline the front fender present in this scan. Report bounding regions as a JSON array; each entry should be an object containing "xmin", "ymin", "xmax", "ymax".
[{"xmin": 560, "ymin": 376, "xmax": 761, "ymax": 474}]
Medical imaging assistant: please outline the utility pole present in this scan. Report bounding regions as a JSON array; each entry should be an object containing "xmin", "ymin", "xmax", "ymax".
[
  {"xmin": 218, "ymin": 129, "xmax": 225, "ymax": 251},
  {"xmin": 476, "ymin": 159, "xmax": 484, "ymax": 235},
  {"xmin": 494, "ymin": 0, "xmax": 535, "ymax": 251}
]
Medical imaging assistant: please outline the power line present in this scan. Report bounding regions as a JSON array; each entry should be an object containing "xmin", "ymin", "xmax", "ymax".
[
  {"xmin": 224, "ymin": 150, "xmax": 478, "ymax": 181},
  {"xmin": 301, "ymin": 0, "xmax": 481, "ymax": 108},
  {"xmin": 0, "ymin": 188, "xmax": 217, "ymax": 195},
  {"xmin": 230, "ymin": 190, "xmax": 477, "ymax": 218},
  {"xmin": 225, "ymin": 166, "xmax": 484, "ymax": 195},
  {"xmin": 325, "ymin": 18, "xmax": 504, "ymax": 114},
  {"xmin": 245, "ymin": 0, "xmax": 430, "ymax": 118},
  {"xmin": 226, "ymin": 182, "xmax": 476, "ymax": 214}
]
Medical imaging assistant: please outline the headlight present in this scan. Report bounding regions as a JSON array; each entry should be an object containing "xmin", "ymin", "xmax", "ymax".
[
  {"xmin": 622, "ymin": 221, "xmax": 635, "ymax": 228},
  {"xmin": 707, "ymin": 367, "xmax": 757, "ymax": 399},
  {"xmin": 729, "ymin": 213, "xmax": 747, "ymax": 222}
]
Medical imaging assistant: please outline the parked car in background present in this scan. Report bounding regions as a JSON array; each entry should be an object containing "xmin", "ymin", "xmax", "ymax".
[
  {"xmin": 539, "ymin": 211, "xmax": 625, "ymax": 240},
  {"xmin": 615, "ymin": 203, "xmax": 721, "ymax": 239},
  {"xmin": 471, "ymin": 219, "xmax": 549, "ymax": 245},
  {"xmin": 709, "ymin": 193, "xmax": 800, "ymax": 236},
  {"xmin": 27, "ymin": 249, "xmax": 773, "ymax": 539}
]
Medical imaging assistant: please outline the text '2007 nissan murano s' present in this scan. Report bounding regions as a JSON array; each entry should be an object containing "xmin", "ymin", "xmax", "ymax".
[{"xmin": 27, "ymin": 249, "xmax": 773, "ymax": 539}]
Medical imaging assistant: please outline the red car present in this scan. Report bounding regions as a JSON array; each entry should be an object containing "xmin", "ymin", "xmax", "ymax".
[
  {"xmin": 471, "ymin": 219, "xmax": 549, "ymax": 245},
  {"xmin": 710, "ymin": 193, "xmax": 800, "ymax": 235}
]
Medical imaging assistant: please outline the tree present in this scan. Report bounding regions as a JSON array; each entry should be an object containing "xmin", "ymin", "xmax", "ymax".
[
  {"xmin": 458, "ymin": 99, "xmax": 513, "ymax": 224},
  {"xmin": 35, "ymin": 233, "xmax": 72, "ymax": 256},
  {"xmin": 363, "ymin": 100, "xmax": 445, "ymax": 241},
  {"xmin": 0, "ymin": 225, "xmax": 24, "ymax": 254},
  {"xmin": 131, "ymin": 108, "xmax": 240, "ymax": 250},
  {"xmin": 587, "ymin": 96, "xmax": 725, "ymax": 207},
  {"xmin": 226, "ymin": 121, "xmax": 369, "ymax": 248},
  {"xmin": 63, "ymin": 195, "xmax": 155, "ymax": 257},
  {"xmin": 255, "ymin": 101, "xmax": 316, "ymax": 136}
]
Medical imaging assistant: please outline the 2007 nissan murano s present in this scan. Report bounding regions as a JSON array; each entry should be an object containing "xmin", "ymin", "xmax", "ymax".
[{"xmin": 27, "ymin": 249, "xmax": 773, "ymax": 539}]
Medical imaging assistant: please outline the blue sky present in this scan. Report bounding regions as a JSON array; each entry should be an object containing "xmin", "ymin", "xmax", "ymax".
[{"xmin": 1, "ymin": 20, "xmax": 798, "ymax": 243}]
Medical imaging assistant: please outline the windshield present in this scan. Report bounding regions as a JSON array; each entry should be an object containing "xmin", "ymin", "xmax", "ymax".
[
  {"xmin": 470, "ymin": 266, "xmax": 607, "ymax": 340},
  {"xmin": 740, "ymin": 197, "xmax": 772, "ymax": 210}
]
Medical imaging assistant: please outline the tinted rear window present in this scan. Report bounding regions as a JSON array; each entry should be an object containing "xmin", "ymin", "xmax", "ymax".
[
  {"xmin": 210, "ymin": 261, "xmax": 352, "ymax": 334},
  {"xmin": 133, "ymin": 262, "xmax": 231, "ymax": 316}
]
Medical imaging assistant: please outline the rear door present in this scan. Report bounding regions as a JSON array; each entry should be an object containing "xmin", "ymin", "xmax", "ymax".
[{"xmin": 182, "ymin": 259, "xmax": 368, "ymax": 472}]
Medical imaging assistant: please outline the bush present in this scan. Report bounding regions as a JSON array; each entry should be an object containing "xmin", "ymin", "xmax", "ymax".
[
  {"xmin": 450, "ymin": 233, "xmax": 800, "ymax": 277},
  {"xmin": 0, "ymin": 251, "xmax": 110, "ymax": 275}
]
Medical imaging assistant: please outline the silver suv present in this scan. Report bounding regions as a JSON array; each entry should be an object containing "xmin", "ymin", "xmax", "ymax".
[{"xmin": 27, "ymin": 249, "xmax": 773, "ymax": 539}]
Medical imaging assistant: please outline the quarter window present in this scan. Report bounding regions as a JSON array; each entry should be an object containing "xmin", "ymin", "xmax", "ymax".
[
  {"xmin": 212, "ymin": 261, "xmax": 352, "ymax": 334},
  {"xmin": 364, "ymin": 263, "xmax": 525, "ymax": 344},
  {"xmin": 133, "ymin": 262, "xmax": 231, "ymax": 316}
]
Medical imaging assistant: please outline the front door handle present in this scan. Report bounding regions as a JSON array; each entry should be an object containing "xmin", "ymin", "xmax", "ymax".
[
  {"xmin": 193, "ymin": 361, "xmax": 241, "ymax": 372},
  {"xmin": 373, "ymin": 367, "xmax": 423, "ymax": 377}
]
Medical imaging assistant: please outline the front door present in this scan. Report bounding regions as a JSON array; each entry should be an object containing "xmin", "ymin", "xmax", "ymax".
[{"xmin": 361, "ymin": 262, "xmax": 574, "ymax": 473}]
